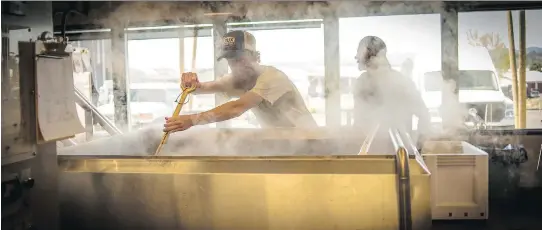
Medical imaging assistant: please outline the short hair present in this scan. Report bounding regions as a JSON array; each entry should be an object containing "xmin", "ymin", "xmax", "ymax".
[{"xmin": 359, "ymin": 36, "xmax": 387, "ymax": 59}]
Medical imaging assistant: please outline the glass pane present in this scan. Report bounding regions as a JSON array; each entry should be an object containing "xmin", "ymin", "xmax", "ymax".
[
  {"xmin": 71, "ymin": 39, "xmax": 112, "ymax": 141},
  {"xmin": 339, "ymin": 14, "xmax": 441, "ymax": 129},
  {"xmin": 423, "ymin": 70, "xmax": 499, "ymax": 92},
  {"xmin": 183, "ymin": 36, "xmax": 216, "ymax": 128},
  {"xmin": 127, "ymin": 37, "xmax": 180, "ymax": 129},
  {"xmin": 458, "ymin": 10, "xmax": 542, "ymax": 129}
]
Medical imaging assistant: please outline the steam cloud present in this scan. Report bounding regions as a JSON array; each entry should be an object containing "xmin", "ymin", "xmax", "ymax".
[{"xmin": 64, "ymin": 1, "xmax": 482, "ymax": 156}]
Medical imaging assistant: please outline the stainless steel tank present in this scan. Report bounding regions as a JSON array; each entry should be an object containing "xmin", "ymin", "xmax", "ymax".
[
  {"xmin": 57, "ymin": 128, "xmax": 431, "ymax": 230},
  {"xmin": 58, "ymin": 155, "xmax": 431, "ymax": 230}
]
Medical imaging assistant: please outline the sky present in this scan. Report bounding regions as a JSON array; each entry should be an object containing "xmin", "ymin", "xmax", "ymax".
[{"xmin": 127, "ymin": 10, "xmax": 542, "ymax": 72}]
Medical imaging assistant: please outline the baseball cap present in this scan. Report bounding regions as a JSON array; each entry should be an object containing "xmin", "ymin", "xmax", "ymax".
[{"xmin": 217, "ymin": 30, "xmax": 257, "ymax": 61}]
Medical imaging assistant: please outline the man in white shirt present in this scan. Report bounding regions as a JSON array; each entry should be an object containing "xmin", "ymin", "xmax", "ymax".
[
  {"xmin": 164, "ymin": 30, "xmax": 317, "ymax": 133},
  {"xmin": 353, "ymin": 36, "xmax": 431, "ymax": 152}
]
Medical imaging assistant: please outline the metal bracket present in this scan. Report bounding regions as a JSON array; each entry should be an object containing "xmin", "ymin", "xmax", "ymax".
[
  {"xmin": 36, "ymin": 31, "xmax": 70, "ymax": 57},
  {"xmin": 1, "ymin": 152, "xmax": 36, "ymax": 166}
]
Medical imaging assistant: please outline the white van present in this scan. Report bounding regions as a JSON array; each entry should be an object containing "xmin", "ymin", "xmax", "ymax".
[{"xmin": 412, "ymin": 47, "xmax": 514, "ymax": 129}]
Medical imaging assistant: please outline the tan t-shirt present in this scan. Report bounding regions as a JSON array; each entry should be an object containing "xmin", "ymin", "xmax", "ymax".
[{"xmin": 217, "ymin": 66, "xmax": 317, "ymax": 128}]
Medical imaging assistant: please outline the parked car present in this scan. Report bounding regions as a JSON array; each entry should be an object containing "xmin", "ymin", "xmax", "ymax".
[{"xmin": 97, "ymin": 82, "xmax": 214, "ymax": 128}]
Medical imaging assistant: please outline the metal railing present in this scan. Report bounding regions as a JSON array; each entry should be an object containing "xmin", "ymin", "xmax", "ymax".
[
  {"xmin": 62, "ymin": 87, "xmax": 122, "ymax": 146},
  {"xmin": 397, "ymin": 129, "xmax": 430, "ymax": 173},
  {"xmin": 388, "ymin": 128, "xmax": 413, "ymax": 230},
  {"xmin": 74, "ymin": 87, "xmax": 122, "ymax": 136},
  {"xmin": 358, "ymin": 125, "xmax": 421, "ymax": 230}
]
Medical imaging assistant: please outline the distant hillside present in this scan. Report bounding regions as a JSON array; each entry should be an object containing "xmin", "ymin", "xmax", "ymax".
[
  {"xmin": 513, "ymin": 47, "xmax": 542, "ymax": 55},
  {"xmin": 507, "ymin": 47, "xmax": 542, "ymax": 70},
  {"xmin": 526, "ymin": 47, "xmax": 542, "ymax": 70},
  {"xmin": 527, "ymin": 47, "xmax": 542, "ymax": 53}
]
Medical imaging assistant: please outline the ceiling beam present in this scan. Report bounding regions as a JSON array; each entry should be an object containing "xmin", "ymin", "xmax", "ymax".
[{"xmin": 52, "ymin": 1, "xmax": 542, "ymax": 34}]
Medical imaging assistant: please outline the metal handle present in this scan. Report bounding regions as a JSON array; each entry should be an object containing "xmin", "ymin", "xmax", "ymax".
[
  {"xmin": 153, "ymin": 86, "xmax": 197, "ymax": 156},
  {"xmin": 395, "ymin": 146, "xmax": 413, "ymax": 230},
  {"xmin": 388, "ymin": 128, "xmax": 413, "ymax": 230},
  {"xmin": 154, "ymin": 24, "xmax": 200, "ymax": 156},
  {"xmin": 398, "ymin": 129, "xmax": 430, "ymax": 173}
]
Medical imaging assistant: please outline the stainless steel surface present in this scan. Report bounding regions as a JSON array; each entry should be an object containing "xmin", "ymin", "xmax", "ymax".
[
  {"xmin": 74, "ymin": 87, "xmax": 122, "ymax": 136},
  {"xmin": 400, "ymin": 131, "xmax": 430, "ymax": 172},
  {"xmin": 16, "ymin": 40, "xmax": 60, "ymax": 230},
  {"xmin": 58, "ymin": 155, "xmax": 431, "ymax": 230},
  {"xmin": 389, "ymin": 128, "xmax": 405, "ymax": 151},
  {"xmin": 65, "ymin": 138, "xmax": 77, "ymax": 146},
  {"xmin": 32, "ymin": 142, "xmax": 59, "ymax": 230},
  {"xmin": 1, "ymin": 151, "xmax": 35, "ymax": 166},
  {"xmin": 396, "ymin": 147, "xmax": 413, "ymax": 230},
  {"xmin": 59, "ymin": 138, "xmax": 77, "ymax": 147},
  {"xmin": 2, "ymin": 41, "xmax": 37, "ymax": 160},
  {"xmin": 388, "ymin": 128, "xmax": 414, "ymax": 230}
]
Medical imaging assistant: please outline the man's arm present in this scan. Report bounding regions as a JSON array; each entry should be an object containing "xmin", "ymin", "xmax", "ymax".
[
  {"xmin": 403, "ymin": 78, "xmax": 432, "ymax": 136},
  {"xmin": 190, "ymin": 69, "xmax": 291, "ymax": 125},
  {"xmin": 191, "ymin": 74, "xmax": 233, "ymax": 95},
  {"xmin": 193, "ymin": 81, "xmax": 227, "ymax": 94},
  {"xmin": 189, "ymin": 92, "xmax": 263, "ymax": 125}
]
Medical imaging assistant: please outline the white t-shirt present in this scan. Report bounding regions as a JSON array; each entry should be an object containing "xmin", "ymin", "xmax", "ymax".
[
  {"xmin": 217, "ymin": 66, "xmax": 317, "ymax": 128},
  {"xmin": 353, "ymin": 68, "xmax": 431, "ymax": 153}
]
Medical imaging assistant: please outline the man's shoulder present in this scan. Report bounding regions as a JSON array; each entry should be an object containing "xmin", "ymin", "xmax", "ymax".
[
  {"xmin": 387, "ymin": 69, "xmax": 420, "ymax": 95},
  {"xmin": 354, "ymin": 71, "xmax": 369, "ymax": 84},
  {"xmin": 385, "ymin": 69, "xmax": 414, "ymax": 83},
  {"xmin": 217, "ymin": 73, "xmax": 234, "ymax": 83},
  {"xmin": 257, "ymin": 66, "xmax": 292, "ymax": 85},
  {"xmin": 358, "ymin": 71, "xmax": 370, "ymax": 78},
  {"xmin": 260, "ymin": 66, "xmax": 289, "ymax": 79}
]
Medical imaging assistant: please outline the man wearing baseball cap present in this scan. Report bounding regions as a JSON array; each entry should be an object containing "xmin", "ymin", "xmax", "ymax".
[
  {"xmin": 353, "ymin": 36, "xmax": 431, "ymax": 152},
  {"xmin": 163, "ymin": 30, "xmax": 317, "ymax": 133}
]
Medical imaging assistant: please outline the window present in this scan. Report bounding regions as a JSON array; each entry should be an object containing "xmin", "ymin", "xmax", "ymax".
[
  {"xmin": 423, "ymin": 70, "xmax": 499, "ymax": 92},
  {"xmin": 339, "ymin": 14, "xmax": 441, "ymax": 127},
  {"xmin": 459, "ymin": 10, "xmax": 542, "ymax": 129},
  {"xmin": 71, "ymin": 39, "xmax": 112, "ymax": 105},
  {"xmin": 126, "ymin": 37, "xmax": 180, "ymax": 129},
  {"xmin": 124, "ymin": 26, "xmax": 217, "ymax": 129},
  {"xmin": 70, "ymin": 39, "xmax": 112, "ymax": 141},
  {"xmin": 226, "ymin": 20, "xmax": 326, "ymax": 127},
  {"xmin": 182, "ymin": 35, "xmax": 216, "ymax": 127}
]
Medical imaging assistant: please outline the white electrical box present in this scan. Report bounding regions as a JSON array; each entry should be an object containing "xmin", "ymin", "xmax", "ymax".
[{"xmin": 422, "ymin": 141, "xmax": 489, "ymax": 220}]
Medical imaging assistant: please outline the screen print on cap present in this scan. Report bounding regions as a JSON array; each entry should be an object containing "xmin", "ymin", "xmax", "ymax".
[{"xmin": 217, "ymin": 30, "xmax": 257, "ymax": 60}]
